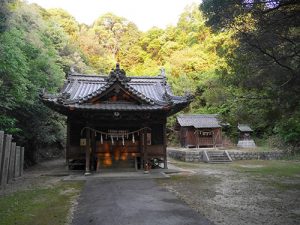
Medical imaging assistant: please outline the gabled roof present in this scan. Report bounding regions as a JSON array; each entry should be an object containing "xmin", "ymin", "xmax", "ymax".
[
  {"xmin": 41, "ymin": 64, "xmax": 192, "ymax": 115},
  {"xmin": 177, "ymin": 114, "xmax": 221, "ymax": 128},
  {"xmin": 238, "ymin": 124, "xmax": 253, "ymax": 132}
]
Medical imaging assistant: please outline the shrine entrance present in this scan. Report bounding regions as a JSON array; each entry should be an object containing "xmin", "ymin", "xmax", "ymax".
[
  {"xmin": 81, "ymin": 127, "xmax": 151, "ymax": 172},
  {"xmin": 95, "ymin": 140, "xmax": 140, "ymax": 170}
]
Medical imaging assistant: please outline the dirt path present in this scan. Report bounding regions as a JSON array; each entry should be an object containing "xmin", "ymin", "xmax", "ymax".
[
  {"xmin": 159, "ymin": 160, "xmax": 300, "ymax": 225},
  {"xmin": 0, "ymin": 158, "xmax": 72, "ymax": 196}
]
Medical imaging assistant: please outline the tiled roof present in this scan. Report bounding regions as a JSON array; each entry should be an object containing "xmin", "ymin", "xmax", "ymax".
[
  {"xmin": 41, "ymin": 65, "xmax": 192, "ymax": 114},
  {"xmin": 238, "ymin": 124, "xmax": 253, "ymax": 132},
  {"xmin": 177, "ymin": 114, "xmax": 221, "ymax": 128}
]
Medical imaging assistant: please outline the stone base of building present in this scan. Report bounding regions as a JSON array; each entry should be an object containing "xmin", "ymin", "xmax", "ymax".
[
  {"xmin": 167, "ymin": 148, "xmax": 285, "ymax": 162},
  {"xmin": 237, "ymin": 140, "xmax": 256, "ymax": 148}
]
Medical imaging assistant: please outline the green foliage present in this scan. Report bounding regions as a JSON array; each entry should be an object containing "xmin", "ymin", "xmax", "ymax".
[
  {"xmin": 47, "ymin": 8, "xmax": 79, "ymax": 39},
  {"xmin": 201, "ymin": 0, "xmax": 300, "ymax": 150},
  {"xmin": 0, "ymin": 2, "xmax": 69, "ymax": 163},
  {"xmin": 274, "ymin": 112, "xmax": 300, "ymax": 150}
]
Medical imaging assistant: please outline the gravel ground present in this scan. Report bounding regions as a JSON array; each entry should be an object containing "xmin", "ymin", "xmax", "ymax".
[{"xmin": 159, "ymin": 160, "xmax": 300, "ymax": 225}]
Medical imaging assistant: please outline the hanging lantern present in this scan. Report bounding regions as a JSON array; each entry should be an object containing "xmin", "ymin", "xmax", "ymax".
[
  {"xmin": 122, "ymin": 135, "xmax": 125, "ymax": 146},
  {"xmin": 100, "ymin": 134, "xmax": 103, "ymax": 144},
  {"xmin": 132, "ymin": 134, "xmax": 135, "ymax": 143}
]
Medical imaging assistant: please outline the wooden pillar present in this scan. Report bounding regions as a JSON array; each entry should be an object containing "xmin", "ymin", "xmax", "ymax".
[
  {"xmin": 138, "ymin": 130, "xmax": 143, "ymax": 170},
  {"xmin": 96, "ymin": 155, "xmax": 100, "ymax": 172},
  {"xmin": 91, "ymin": 130, "xmax": 95, "ymax": 171},
  {"xmin": 196, "ymin": 129, "xmax": 199, "ymax": 149},
  {"xmin": 143, "ymin": 129, "xmax": 148, "ymax": 171},
  {"xmin": 84, "ymin": 128, "xmax": 91, "ymax": 175},
  {"xmin": 20, "ymin": 147, "xmax": 25, "ymax": 177},
  {"xmin": 220, "ymin": 128, "xmax": 223, "ymax": 147},
  {"xmin": 14, "ymin": 146, "xmax": 21, "ymax": 178},
  {"xmin": 163, "ymin": 122, "xmax": 168, "ymax": 169},
  {"xmin": 0, "ymin": 131, "xmax": 4, "ymax": 177},
  {"xmin": 66, "ymin": 118, "xmax": 71, "ymax": 167},
  {"xmin": 0, "ymin": 134, "xmax": 12, "ymax": 188},
  {"xmin": 8, "ymin": 142, "xmax": 16, "ymax": 182}
]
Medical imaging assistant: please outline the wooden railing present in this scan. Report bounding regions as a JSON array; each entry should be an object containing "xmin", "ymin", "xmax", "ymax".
[{"xmin": 0, "ymin": 131, "xmax": 25, "ymax": 189}]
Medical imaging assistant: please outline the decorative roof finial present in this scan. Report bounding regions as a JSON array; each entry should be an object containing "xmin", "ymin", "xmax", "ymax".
[
  {"xmin": 106, "ymin": 63, "xmax": 130, "ymax": 83},
  {"xmin": 69, "ymin": 65, "xmax": 77, "ymax": 75},
  {"xmin": 160, "ymin": 67, "xmax": 167, "ymax": 86},
  {"xmin": 116, "ymin": 63, "xmax": 120, "ymax": 70},
  {"xmin": 160, "ymin": 67, "xmax": 166, "ymax": 77}
]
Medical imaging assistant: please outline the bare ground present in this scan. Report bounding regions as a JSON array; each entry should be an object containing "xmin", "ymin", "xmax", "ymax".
[
  {"xmin": 0, "ymin": 158, "xmax": 78, "ymax": 195},
  {"xmin": 159, "ymin": 160, "xmax": 300, "ymax": 225},
  {"xmin": 2, "ymin": 158, "xmax": 300, "ymax": 225}
]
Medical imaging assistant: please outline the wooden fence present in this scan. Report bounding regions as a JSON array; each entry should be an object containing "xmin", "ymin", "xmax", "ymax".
[{"xmin": 0, "ymin": 131, "xmax": 24, "ymax": 188}]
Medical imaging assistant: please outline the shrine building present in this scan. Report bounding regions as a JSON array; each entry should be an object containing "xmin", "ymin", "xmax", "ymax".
[
  {"xmin": 41, "ymin": 64, "xmax": 192, "ymax": 174},
  {"xmin": 176, "ymin": 114, "xmax": 223, "ymax": 148}
]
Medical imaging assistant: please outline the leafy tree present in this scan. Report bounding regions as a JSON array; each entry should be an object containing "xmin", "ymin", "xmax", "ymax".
[
  {"xmin": 201, "ymin": 0, "xmax": 300, "ymax": 149},
  {"xmin": 0, "ymin": 2, "xmax": 66, "ymax": 163},
  {"xmin": 46, "ymin": 8, "xmax": 80, "ymax": 40}
]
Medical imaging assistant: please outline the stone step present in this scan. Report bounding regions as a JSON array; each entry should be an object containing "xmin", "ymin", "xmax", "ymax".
[
  {"xmin": 204, "ymin": 150, "xmax": 232, "ymax": 163},
  {"xmin": 208, "ymin": 154, "xmax": 226, "ymax": 157},
  {"xmin": 208, "ymin": 155, "xmax": 227, "ymax": 157},
  {"xmin": 209, "ymin": 158, "xmax": 228, "ymax": 161},
  {"xmin": 208, "ymin": 158, "xmax": 230, "ymax": 161},
  {"xmin": 207, "ymin": 153, "xmax": 225, "ymax": 155}
]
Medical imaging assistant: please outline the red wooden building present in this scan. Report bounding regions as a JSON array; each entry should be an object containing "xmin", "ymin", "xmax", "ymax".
[
  {"xmin": 41, "ymin": 64, "xmax": 191, "ymax": 173},
  {"xmin": 176, "ymin": 114, "xmax": 222, "ymax": 148}
]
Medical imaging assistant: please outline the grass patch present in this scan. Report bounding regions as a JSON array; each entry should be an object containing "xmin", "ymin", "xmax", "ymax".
[
  {"xmin": 232, "ymin": 160, "xmax": 300, "ymax": 177},
  {"xmin": 272, "ymin": 181, "xmax": 300, "ymax": 191},
  {"xmin": 0, "ymin": 181, "xmax": 84, "ymax": 225},
  {"xmin": 281, "ymin": 153, "xmax": 300, "ymax": 161}
]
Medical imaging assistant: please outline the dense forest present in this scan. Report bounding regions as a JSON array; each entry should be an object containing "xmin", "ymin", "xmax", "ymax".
[{"xmin": 0, "ymin": 0, "xmax": 299, "ymax": 164}]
